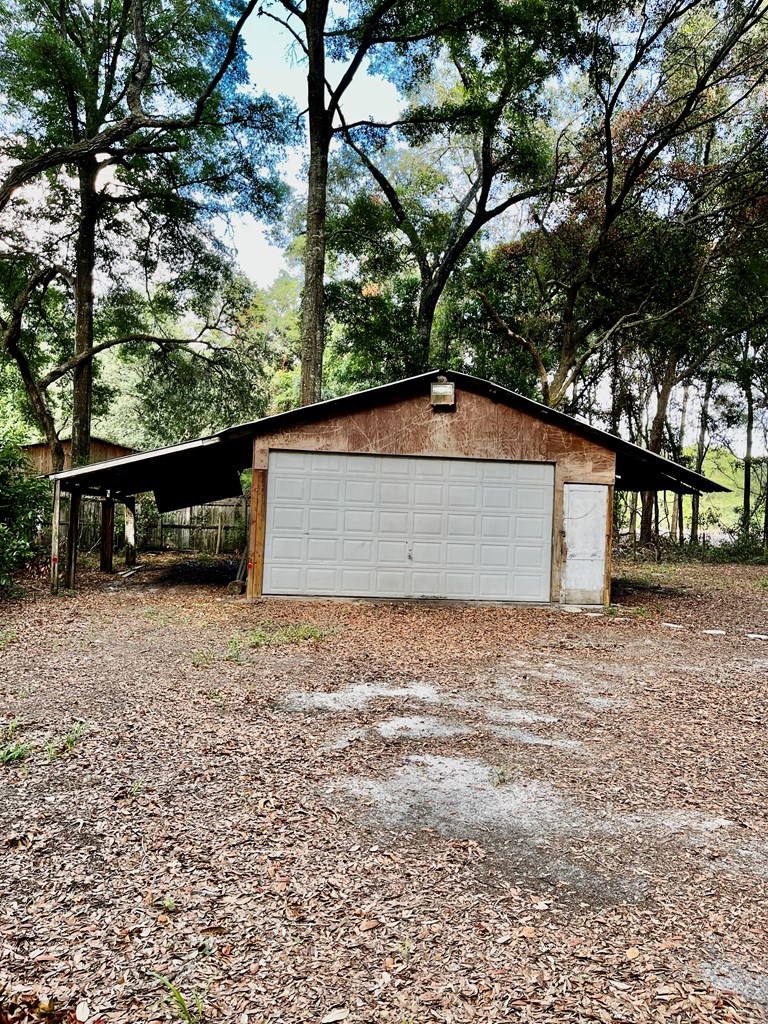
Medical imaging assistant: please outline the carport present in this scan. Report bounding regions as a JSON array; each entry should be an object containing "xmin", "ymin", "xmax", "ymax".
[{"xmin": 49, "ymin": 370, "xmax": 727, "ymax": 605}]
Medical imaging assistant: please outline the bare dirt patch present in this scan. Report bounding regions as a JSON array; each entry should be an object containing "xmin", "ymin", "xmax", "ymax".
[{"xmin": 0, "ymin": 555, "xmax": 766, "ymax": 1022}]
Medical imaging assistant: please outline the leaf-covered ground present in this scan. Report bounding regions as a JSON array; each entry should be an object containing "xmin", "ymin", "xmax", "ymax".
[{"xmin": 1, "ymin": 556, "xmax": 767, "ymax": 1023}]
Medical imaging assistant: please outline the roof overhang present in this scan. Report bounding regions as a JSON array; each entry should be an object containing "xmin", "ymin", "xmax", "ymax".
[{"xmin": 49, "ymin": 370, "xmax": 728, "ymax": 505}]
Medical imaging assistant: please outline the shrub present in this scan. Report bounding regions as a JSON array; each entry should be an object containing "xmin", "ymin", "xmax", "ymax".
[{"xmin": 0, "ymin": 431, "xmax": 49, "ymax": 588}]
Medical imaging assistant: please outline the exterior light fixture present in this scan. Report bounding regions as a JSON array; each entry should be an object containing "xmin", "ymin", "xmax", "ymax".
[{"xmin": 430, "ymin": 379, "xmax": 455, "ymax": 408}]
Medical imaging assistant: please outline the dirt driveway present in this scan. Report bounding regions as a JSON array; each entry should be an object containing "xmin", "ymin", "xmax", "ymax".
[{"xmin": 1, "ymin": 558, "xmax": 767, "ymax": 1023}]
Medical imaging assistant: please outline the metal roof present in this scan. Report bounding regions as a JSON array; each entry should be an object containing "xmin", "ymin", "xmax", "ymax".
[{"xmin": 49, "ymin": 370, "xmax": 728, "ymax": 506}]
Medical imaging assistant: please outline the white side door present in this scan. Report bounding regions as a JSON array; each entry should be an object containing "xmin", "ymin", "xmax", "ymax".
[{"xmin": 561, "ymin": 483, "xmax": 609, "ymax": 605}]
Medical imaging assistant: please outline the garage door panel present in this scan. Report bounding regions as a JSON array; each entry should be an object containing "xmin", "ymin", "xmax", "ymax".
[
  {"xmin": 379, "ymin": 570, "xmax": 408, "ymax": 594},
  {"xmin": 308, "ymin": 508, "xmax": 339, "ymax": 531},
  {"xmin": 446, "ymin": 542, "xmax": 475, "ymax": 565},
  {"xmin": 342, "ymin": 538, "xmax": 373, "ymax": 561},
  {"xmin": 344, "ymin": 509, "xmax": 374, "ymax": 532},
  {"xmin": 273, "ymin": 476, "xmax": 305, "ymax": 500},
  {"xmin": 275, "ymin": 507, "xmax": 304, "ymax": 530},
  {"xmin": 307, "ymin": 567, "xmax": 336, "ymax": 590},
  {"xmin": 379, "ymin": 540, "xmax": 407, "ymax": 562},
  {"xmin": 446, "ymin": 573, "xmax": 475, "ymax": 596},
  {"xmin": 479, "ymin": 574, "xmax": 508, "ymax": 596},
  {"xmin": 516, "ymin": 486, "xmax": 550, "ymax": 510},
  {"xmin": 342, "ymin": 568, "xmax": 372, "ymax": 590},
  {"xmin": 264, "ymin": 452, "xmax": 553, "ymax": 601},
  {"xmin": 514, "ymin": 544, "xmax": 548, "ymax": 569},
  {"xmin": 514, "ymin": 516, "xmax": 547, "ymax": 540},
  {"xmin": 481, "ymin": 515, "xmax": 511, "ymax": 538},
  {"xmin": 447, "ymin": 514, "xmax": 476, "ymax": 537},
  {"xmin": 379, "ymin": 510, "xmax": 409, "ymax": 533},
  {"xmin": 346, "ymin": 479, "xmax": 375, "ymax": 502},
  {"xmin": 413, "ymin": 512, "xmax": 442, "ymax": 536},
  {"xmin": 482, "ymin": 486, "xmax": 513, "ymax": 508},
  {"xmin": 414, "ymin": 483, "xmax": 443, "ymax": 505},
  {"xmin": 449, "ymin": 461, "xmax": 481, "ymax": 480},
  {"xmin": 272, "ymin": 536, "xmax": 301, "ymax": 559},
  {"xmin": 449, "ymin": 484, "xmax": 478, "ymax": 507},
  {"xmin": 381, "ymin": 481, "xmax": 410, "ymax": 504},
  {"xmin": 308, "ymin": 538, "xmax": 338, "ymax": 560},
  {"xmin": 480, "ymin": 544, "xmax": 510, "ymax": 568}
]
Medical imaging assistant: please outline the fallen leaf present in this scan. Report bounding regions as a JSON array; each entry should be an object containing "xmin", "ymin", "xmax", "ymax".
[
  {"xmin": 321, "ymin": 1009, "xmax": 350, "ymax": 1023},
  {"xmin": 76, "ymin": 1000, "xmax": 90, "ymax": 1022},
  {"xmin": 625, "ymin": 946, "xmax": 641, "ymax": 960}
]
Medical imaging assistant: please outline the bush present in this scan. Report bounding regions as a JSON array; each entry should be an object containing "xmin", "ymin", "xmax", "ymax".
[{"xmin": 0, "ymin": 432, "xmax": 50, "ymax": 588}]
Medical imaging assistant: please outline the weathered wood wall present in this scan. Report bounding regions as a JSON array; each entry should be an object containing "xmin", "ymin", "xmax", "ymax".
[{"xmin": 24, "ymin": 439, "xmax": 135, "ymax": 476}]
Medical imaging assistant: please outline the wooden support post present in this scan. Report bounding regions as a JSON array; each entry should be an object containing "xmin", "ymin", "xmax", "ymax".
[
  {"xmin": 603, "ymin": 484, "xmax": 615, "ymax": 607},
  {"xmin": 246, "ymin": 468, "xmax": 268, "ymax": 600},
  {"xmin": 124, "ymin": 497, "xmax": 136, "ymax": 567},
  {"xmin": 65, "ymin": 489, "xmax": 80, "ymax": 590},
  {"xmin": 100, "ymin": 495, "xmax": 115, "ymax": 573},
  {"xmin": 215, "ymin": 521, "xmax": 223, "ymax": 555},
  {"xmin": 50, "ymin": 480, "xmax": 61, "ymax": 595}
]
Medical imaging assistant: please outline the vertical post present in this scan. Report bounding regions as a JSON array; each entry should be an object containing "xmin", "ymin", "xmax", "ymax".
[
  {"xmin": 50, "ymin": 480, "xmax": 61, "ymax": 595},
  {"xmin": 100, "ymin": 495, "xmax": 115, "ymax": 573},
  {"xmin": 603, "ymin": 484, "xmax": 615, "ymax": 607},
  {"xmin": 124, "ymin": 496, "xmax": 136, "ymax": 567},
  {"xmin": 246, "ymin": 468, "xmax": 268, "ymax": 600},
  {"xmin": 65, "ymin": 489, "xmax": 80, "ymax": 590}
]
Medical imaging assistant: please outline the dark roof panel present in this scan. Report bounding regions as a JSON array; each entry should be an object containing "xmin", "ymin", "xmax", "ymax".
[{"xmin": 50, "ymin": 370, "xmax": 727, "ymax": 500}]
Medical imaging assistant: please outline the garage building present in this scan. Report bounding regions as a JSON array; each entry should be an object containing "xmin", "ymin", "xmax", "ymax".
[{"xmin": 49, "ymin": 370, "xmax": 727, "ymax": 606}]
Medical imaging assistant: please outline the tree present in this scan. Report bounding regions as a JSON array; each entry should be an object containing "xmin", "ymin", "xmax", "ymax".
[
  {"xmin": 477, "ymin": 0, "xmax": 768, "ymax": 410},
  {"xmin": 260, "ymin": 0, "xmax": 581, "ymax": 403},
  {"xmin": 0, "ymin": 430, "xmax": 48, "ymax": 588},
  {"xmin": 0, "ymin": 0, "xmax": 295, "ymax": 469}
]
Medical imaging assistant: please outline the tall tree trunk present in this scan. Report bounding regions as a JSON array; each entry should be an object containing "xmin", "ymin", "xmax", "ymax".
[
  {"xmin": 690, "ymin": 374, "xmax": 713, "ymax": 547},
  {"xmin": 71, "ymin": 157, "xmax": 99, "ymax": 466},
  {"xmin": 300, "ymin": 0, "xmax": 331, "ymax": 407},
  {"xmin": 413, "ymin": 284, "xmax": 441, "ymax": 373},
  {"xmin": 742, "ymin": 379, "xmax": 754, "ymax": 537},
  {"xmin": 670, "ymin": 383, "xmax": 689, "ymax": 543},
  {"xmin": 2, "ymin": 291, "xmax": 66, "ymax": 473},
  {"xmin": 640, "ymin": 355, "xmax": 678, "ymax": 544}
]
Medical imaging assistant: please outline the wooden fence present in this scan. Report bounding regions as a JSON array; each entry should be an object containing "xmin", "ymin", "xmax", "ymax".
[{"xmin": 55, "ymin": 496, "xmax": 249, "ymax": 555}]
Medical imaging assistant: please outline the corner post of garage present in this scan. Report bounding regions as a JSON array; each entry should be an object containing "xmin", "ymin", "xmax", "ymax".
[
  {"xmin": 65, "ymin": 486, "xmax": 81, "ymax": 590},
  {"xmin": 50, "ymin": 479, "xmax": 61, "ymax": 595},
  {"xmin": 124, "ymin": 496, "xmax": 136, "ymax": 568},
  {"xmin": 100, "ymin": 492, "xmax": 115, "ymax": 573},
  {"xmin": 246, "ymin": 442, "xmax": 268, "ymax": 600}
]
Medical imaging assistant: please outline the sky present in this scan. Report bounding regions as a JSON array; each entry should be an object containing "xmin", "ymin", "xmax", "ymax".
[{"xmin": 229, "ymin": 11, "xmax": 403, "ymax": 288}]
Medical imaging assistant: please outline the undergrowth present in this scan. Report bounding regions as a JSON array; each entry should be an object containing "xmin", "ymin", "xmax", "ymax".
[{"xmin": 248, "ymin": 623, "xmax": 330, "ymax": 648}]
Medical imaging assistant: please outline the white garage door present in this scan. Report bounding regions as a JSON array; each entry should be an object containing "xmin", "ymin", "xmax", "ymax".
[{"xmin": 263, "ymin": 451, "xmax": 554, "ymax": 602}]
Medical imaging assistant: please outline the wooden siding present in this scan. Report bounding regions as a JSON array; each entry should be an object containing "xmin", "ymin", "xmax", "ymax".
[{"xmin": 24, "ymin": 439, "xmax": 135, "ymax": 476}]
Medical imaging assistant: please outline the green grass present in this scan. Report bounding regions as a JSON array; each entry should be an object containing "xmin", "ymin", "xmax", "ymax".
[
  {"xmin": 693, "ymin": 447, "xmax": 753, "ymax": 529},
  {"xmin": 0, "ymin": 628, "xmax": 18, "ymax": 651},
  {"xmin": 45, "ymin": 721, "xmax": 85, "ymax": 761},
  {"xmin": 154, "ymin": 974, "xmax": 207, "ymax": 1024},
  {"xmin": 1, "ymin": 722, "xmax": 30, "ymax": 766},
  {"xmin": 248, "ymin": 623, "xmax": 330, "ymax": 648}
]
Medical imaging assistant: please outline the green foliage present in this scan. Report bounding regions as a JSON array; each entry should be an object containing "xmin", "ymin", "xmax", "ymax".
[
  {"xmin": 45, "ymin": 721, "xmax": 85, "ymax": 761},
  {"xmin": 248, "ymin": 623, "xmax": 330, "ymax": 648},
  {"xmin": 0, "ymin": 738, "xmax": 30, "ymax": 765},
  {"xmin": 0, "ymin": 718, "xmax": 29, "ymax": 765},
  {"xmin": 0, "ymin": 430, "xmax": 49, "ymax": 588},
  {"xmin": 155, "ymin": 974, "xmax": 207, "ymax": 1024}
]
